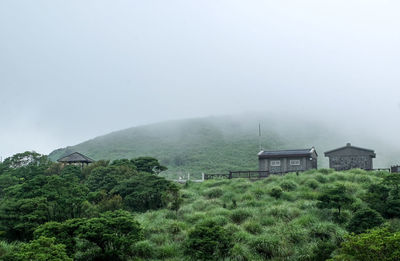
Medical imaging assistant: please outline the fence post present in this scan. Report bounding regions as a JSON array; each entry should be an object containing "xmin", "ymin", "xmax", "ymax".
[
  {"xmin": 202, "ymin": 173, "xmax": 205, "ymax": 181},
  {"xmin": 229, "ymin": 171, "xmax": 232, "ymax": 179}
]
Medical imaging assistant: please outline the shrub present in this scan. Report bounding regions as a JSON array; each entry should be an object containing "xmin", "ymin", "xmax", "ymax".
[
  {"xmin": 268, "ymin": 206, "xmax": 301, "ymax": 221},
  {"xmin": 203, "ymin": 188, "xmax": 224, "ymax": 199},
  {"xmin": 318, "ymin": 169, "xmax": 334, "ymax": 175},
  {"xmin": 156, "ymin": 242, "xmax": 179, "ymax": 259},
  {"xmin": 184, "ymin": 220, "xmax": 233, "ymax": 260},
  {"xmin": 132, "ymin": 240, "xmax": 155, "ymax": 259},
  {"xmin": 331, "ymin": 227, "xmax": 400, "ymax": 261},
  {"xmin": 243, "ymin": 220, "xmax": 262, "ymax": 235},
  {"xmin": 347, "ymin": 208, "xmax": 385, "ymax": 234},
  {"xmin": 2, "ymin": 236, "xmax": 72, "ymax": 261},
  {"xmin": 269, "ymin": 187, "xmax": 283, "ymax": 199},
  {"xmin": 252, "ymin": 188, "xmax": 264, "ymax": 200},
  {"xmin": 311, "ymin": 240, "xmax": 338, "ymax": 261},
  {"xmin": 305, "ymin": 179, "xmax": 319, "ymax": 189},
  {"xmin": 229, "ymin": 244, "xmax": 254, "ymax": 261},
  {"xmin": 250, "ymin": 234, "xmax": 290, "ymax": 259},
  {"xmin": 280, "ymin": 181, "xmax": 297, "ymax": 191},
  {"xmin": 315, "ymin": 174, "xmax": 328, "ymax": 183},
  {"xmin": 230, "ymin": 209, "xmax": 252, "ymax": 224}
]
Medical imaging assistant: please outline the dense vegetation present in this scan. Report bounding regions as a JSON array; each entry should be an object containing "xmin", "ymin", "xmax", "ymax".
[
  {"xmin": 1, "ymin": 152, "xmax": 400, "ymax": 260},
  {"xmin": 0, "ymin": 151, "xmax": 177, "ymax": 260}
]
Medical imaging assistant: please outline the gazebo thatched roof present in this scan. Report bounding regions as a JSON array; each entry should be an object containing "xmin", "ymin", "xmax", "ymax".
[{"xmin": 57, "ymin": 152, "xmax": 94, "ymax": 164}]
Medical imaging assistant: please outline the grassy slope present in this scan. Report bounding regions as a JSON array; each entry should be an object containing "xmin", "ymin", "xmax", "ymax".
[
  {"xmin": 50, "ymin": 115, "xmax": 346, "ymax": 179},
  {"xmin": 135, "ymin": 169, "xmax": 387, "ymax": 260}
]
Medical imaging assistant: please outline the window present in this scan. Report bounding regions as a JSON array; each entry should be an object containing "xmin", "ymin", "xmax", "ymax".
[
  {"xmin": 270, "ymin": 160, "xmax": 281, "ymax": 167},
  {"xmin": 290, "ymin": 160, "xmax": 301, "ymax": 166}
]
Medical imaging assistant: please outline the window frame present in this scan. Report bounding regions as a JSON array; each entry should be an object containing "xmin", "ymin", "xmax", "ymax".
[
  {"xmin": 270, "ymin": 160, "xmax": 281, "ymax": 167},
  {"xmin": 290, "ymin": 159, "xmax": 301, "ymax": 166}
]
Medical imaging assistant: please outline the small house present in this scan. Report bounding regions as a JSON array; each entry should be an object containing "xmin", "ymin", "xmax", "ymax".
[
  {"xmin": 324, "ymin": 143, "xmax": 375, "ymax": 171},
  {"xmin": 391, "ymin": 165, "xmax": 400, "ymax": 173},
  {"xmin": 258, "ymin": 148, "xmax": 318, "ymax": 173},
  {"xmin": 57, "ymin": 152, "xmax": 94, "ymax": 168}
]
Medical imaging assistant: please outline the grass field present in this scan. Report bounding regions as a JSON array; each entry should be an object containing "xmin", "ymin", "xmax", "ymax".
[{"xmin": 132, "ymin": 168, "xmax": 390, "ymax": 260}]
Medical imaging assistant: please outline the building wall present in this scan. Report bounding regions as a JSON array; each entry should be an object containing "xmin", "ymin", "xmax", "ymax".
[
  {"xmin": 328, "ymin": 155, "xmax": 373, "ymax": 171},
  {"xmin": 258, "ymin": 156, "xmax": 317, "ymax": 173},
  {"xmin": 325, "ymin": 147, "xmax": 375, "ymax": 171}
]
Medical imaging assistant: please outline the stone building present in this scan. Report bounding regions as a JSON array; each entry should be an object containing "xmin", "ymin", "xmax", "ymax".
[
  {"xmin": 324, "ymin": 143, "xmax": 375, "ymax": 171},
  {"xmin": 258, "ymin": 148, "xmax": 318, "ymax": 173}
]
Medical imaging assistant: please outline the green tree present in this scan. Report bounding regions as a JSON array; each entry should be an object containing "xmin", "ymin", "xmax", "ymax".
[
  {"xmin": 330, "ymin": 227, "xmax": 400, "ymax": 261},
  {"xmin": 131, "ymin": 157, "xmax": 167, "ymax": 174},
  {"xmin": 86, "ymin": 165, "xmax": 136, "ymax": 192},
  {"xmin": 111, "ymin": 172, "xmax": 178, "ymax": 212},
  {"xmin": 347, "ymin": 208, "xmax": 385, "ymax": 234},
  {"xmin": 162, "ymin": 183, "xmax": 182, "ymax": 215},
  {"xmin": 0, "ymin": 174, "xmax": 88, "ymax": 241},
  {"xmin": 317, "ymin": 184, "xmax": 354, "ymax": 215},
  {"xmin": 364, "ymin": 183, "xmax": 390, "ymax": 216},
  {"xmin": 184, "ymin": 220, "xmax": 233, "ymax": 260},
  {"xmin": 1, "ymin": 236, "xmax": 72, "ymax": 261},
  {"xmin": 35, "ymin": 211, "xmax": 143, "ymax": 260}
]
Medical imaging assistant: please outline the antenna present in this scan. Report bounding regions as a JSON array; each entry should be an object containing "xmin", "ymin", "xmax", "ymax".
[{"xmin": 258, "ymin": 123, "xmax": 262, "ymax": 151}]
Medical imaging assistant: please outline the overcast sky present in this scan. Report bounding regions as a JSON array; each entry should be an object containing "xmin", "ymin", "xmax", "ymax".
[{"xmin": 1, "ymin": 0, "xmax": 400, "ymax": 158}]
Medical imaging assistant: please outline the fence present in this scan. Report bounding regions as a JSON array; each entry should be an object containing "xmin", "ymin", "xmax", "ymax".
[{"xmin": 203, "ymin": 170, "xmax": 301, "ymax": 180}]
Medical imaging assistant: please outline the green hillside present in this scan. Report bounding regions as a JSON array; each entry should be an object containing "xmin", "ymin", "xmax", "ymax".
[{"xmin": 49, "ymin": 114, "xmax": 398, "ymax": 179}]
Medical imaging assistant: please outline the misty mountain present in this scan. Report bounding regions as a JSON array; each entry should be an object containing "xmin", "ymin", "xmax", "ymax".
[{"xmin": 49, "ymin": 114, "xmax": 399, "ymax": 179}]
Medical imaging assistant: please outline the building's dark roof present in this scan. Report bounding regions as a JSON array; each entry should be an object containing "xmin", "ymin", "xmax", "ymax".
[
  {"xmin": 258, "ymin": 148, "xmax": 316, "ymax": 158},
  {"xmin": 57, "ymin": 152, "xmax": 94, "ymax": 163},
  {"xmin": 324, "ymin": 143, "xmax": 376, "ymax": 157}
]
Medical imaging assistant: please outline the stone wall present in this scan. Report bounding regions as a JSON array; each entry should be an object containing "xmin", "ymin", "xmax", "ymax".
[{"xmin": 329, "ymin": 155, "xmax": 372, "ymax": 170}]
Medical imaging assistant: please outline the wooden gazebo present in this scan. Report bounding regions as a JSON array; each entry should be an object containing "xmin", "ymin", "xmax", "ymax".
[{"xmin": 57, "ymin": 152, "xmax": 94, "ymax": 168}]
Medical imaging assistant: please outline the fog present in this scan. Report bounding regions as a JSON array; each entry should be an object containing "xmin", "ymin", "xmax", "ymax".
[{"xmin": 1, "ymin": 0, "xmax": 400, "ymax": 159}]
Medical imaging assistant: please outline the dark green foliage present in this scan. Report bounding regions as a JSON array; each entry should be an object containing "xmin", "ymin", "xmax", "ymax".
[
  {"xmin": 0, "ymin": 151, "xmax": 179, "ymax": 259},
  {"xmin": 132, "ymin": 240, "xmax": 155, "ymax": 259},
  {"xmin": 250, "ymin": 235, "xmax": 282, "ymax": 259},
  {"xmin": 86, "ymin": 165, "xmax": 137, "ymax": 192},
  {"xmin": 280, "ymin": 181, "xmax": 297, "ymax": 191},
  {"xmin": 269, "ymin": 187, "xmax": 283, "ymax": 199},
  {"xmin": 383, "ymin": 174, "xmax": 400, "ymax": 193},
  {"xmin": 0, "ymin": 173, "xmax": 88, "ymax": 241},
  {"xmin": 364, "ymin": 183, "xmax": 391, "ymax": 216},
  {"xmin": 60, "ymin": 165, "xmax": 83, "ymax": 180},
  {"xmin": 0, "ymin": 197, "xmax": 49, "ymax": 241},
  {"xmin": 2, "ymin": 236, "xmax": 72, "ymax": 261},
  {"xmin": 110, "ymin": 159, "xmax": 137, "ymax": 170},
  {"xmin": 203, "ymin": 188, "xmax": 224, "ymax": 199},
  {"xmin": 347, "ymin": 208, "xmax": 384, "ymax": 234},
  {"xmin": 130, "ymin": 157, "xmax": 167, "ymax": 174},
  {"xmin": 305, "ymin": 179, "xmax": 319, "ymax": 189},
  {"xmin": 33, "ymin": 219, "xmax": 84, "ymax": 256},
  {"xmin": 230, "ymin": 209, "xmax": 252, "ymax": 224},
  {"xmin": 317, "ymin": 184, "xmax": 354, "ymax": 215},
  {"xmin": 184, "ymin": 220, "xmax": 233, "ymax": 260},
  {"xmin": 312, "ymin": 240, "xmax": 338, "ymax": 261},
  {"xmin": 364, "ymin": 180, "xmax": 400, "ymax": 219},
  {"xmin": 331, "ymin": 227, "xmax": 400, "ymax": 260},
  {"xmin": 35, "ymin": 210, "xmax": 143, "ymax": 260},
  {"xmin": 111, "ymin": 172, "xmax": 178, "ymax": 212},
  {"xmin": 75, "ymin": 210, "xmax": 143, "ymax": 260}
]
